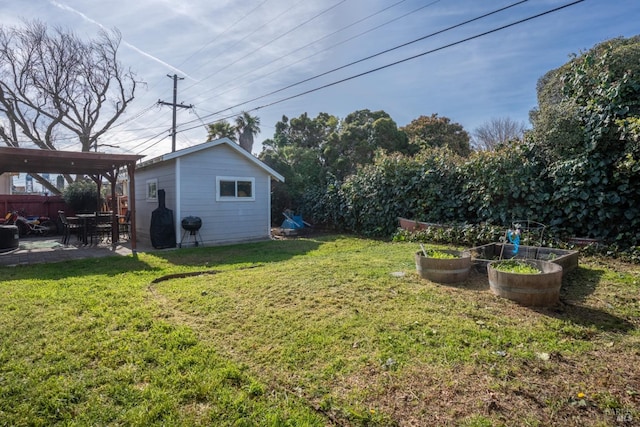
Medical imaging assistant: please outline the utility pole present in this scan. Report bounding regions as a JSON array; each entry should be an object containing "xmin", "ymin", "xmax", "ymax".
[{"xmin": 158, "ymin": 74, "xmax": 192, "ymax": 152}]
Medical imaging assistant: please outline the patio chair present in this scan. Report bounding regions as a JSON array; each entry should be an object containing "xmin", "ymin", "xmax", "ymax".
[
  {"xmin": 58, "ymin": 211, "xmax": 81, "ymax": 245},
  {"xmin": 91, "ymin": 213, "xmax": 112, "ymax": 244},
  {"xmin": 119, "ymin": 210, "xmax": 131, "ymax": 240}
]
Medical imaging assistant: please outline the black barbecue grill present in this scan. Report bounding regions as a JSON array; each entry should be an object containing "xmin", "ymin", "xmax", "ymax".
[{"xmin": 180, "ymin": 216, "xmax": 202, "ymax": 247}]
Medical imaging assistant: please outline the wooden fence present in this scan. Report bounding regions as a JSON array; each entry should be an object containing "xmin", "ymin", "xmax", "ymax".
[{"xmin": 0, "ymin": 195, "xmax": 71, "ymax": 221}]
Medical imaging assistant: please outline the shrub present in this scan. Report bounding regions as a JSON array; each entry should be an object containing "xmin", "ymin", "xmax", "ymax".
[{"xmin": 62, "ymin": 180, "xmax": 99, "ymax": 213}]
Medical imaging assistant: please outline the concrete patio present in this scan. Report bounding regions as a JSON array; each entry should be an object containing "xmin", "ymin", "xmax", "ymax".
[{"xmin": 0, "ymin": 235, "xmax": 145, "ymax": 267}]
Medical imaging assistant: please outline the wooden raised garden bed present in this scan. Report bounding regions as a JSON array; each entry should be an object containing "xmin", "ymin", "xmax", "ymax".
[
  {"xmin": 415, "ymin": 249, "xmax": 471, "ymax": 284},
  {"xmin": 488, "ymin": 259, "xmax": 563, "ymax": 307},
  {"xmin": 469, "ymin": 243, "xmax": 578, "ymax": 277}
]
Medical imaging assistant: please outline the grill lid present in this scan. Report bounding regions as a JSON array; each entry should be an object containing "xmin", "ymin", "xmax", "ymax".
[{"xmin": 181, "ymin": 216, "xmax": 202, "ymax": 231}]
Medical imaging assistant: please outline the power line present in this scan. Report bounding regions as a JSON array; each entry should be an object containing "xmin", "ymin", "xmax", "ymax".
[
  {"xmin": 113, "ymin": 106, "xmax": 197, "ymax": 152},
  {"xmin": 136, "ymin": 137, "xmax": 169, "ymax": 155},
  {"xmin": 175, "ymin": 0, "xmax": 271, "ymax": 69},
  {"xmin": 110, "ymin": 102, "xmax": 159, "ymax": 129},
  {"xmin": 127, "ymin": 1, "xmax": 348, "ymax": 153},
  {"xmin": 181, "ymin": 0, "xmax": 306, "ymax": 94},
  {"xmin": 111, "ymin": 1, "xmax": 386, "ymax": 150},
  {"xmin": 181, "ymin": 0, "xmax": 347, "ymax": 93},
  {"xmin": 180, "ymin": 0, "xmax": 528, "ymax": 126},
  {"xmin": 110, "ymin": 125, "xmax": 169, "ymax": 155},
  {"xmin": 175, "ymin": 0, "xmax": 584, "ymax": 136},
  {"xmin": 109, "ymin": 2, "xmax": 271, "ymax": 138},
  {"xmin": 191, "ymin": 108, "xmax": 215, "ymax": 132},
  {"xmin": 192, "ymin": 0, "xmax": 422, "ymax": 101},
  {"xmin": 105, "ymin": 0, "xmax": 429, "ymax": 143}
]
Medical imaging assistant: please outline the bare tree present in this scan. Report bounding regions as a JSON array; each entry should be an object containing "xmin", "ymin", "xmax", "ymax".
[
  {"xmin": 472, "ymin": 117, "xmax": 527, "ymax": 150},
  {"xmin": 0, "ymin": 21, "xmax": 137, "ymax": 192}
]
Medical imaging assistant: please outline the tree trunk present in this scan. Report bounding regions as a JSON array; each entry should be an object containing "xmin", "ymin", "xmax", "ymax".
[
  {"xmin": 31, "ymin": 174, "xmax": 62, "ymax": 195},
  {"xmin": 238, "ymin": 130, "xmax": 253, "ymax": 153}
]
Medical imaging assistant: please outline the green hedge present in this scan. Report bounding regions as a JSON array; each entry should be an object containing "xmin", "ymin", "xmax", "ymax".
[{"xmin": 299, "ymin": 141, "xmax": 639, "ymax": 249}]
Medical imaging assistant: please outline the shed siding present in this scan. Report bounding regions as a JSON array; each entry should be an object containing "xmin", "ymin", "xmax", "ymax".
[
  {"xmin": 176, "ymin": 144, "xmax": 271, "ymax": 246},
  {"xmin": 134, "ymin": 141, "xmax": 278, "ymax": 249},
  {"xmin": 135, "ymin": 161, "xmax": 176, "ymax": 246}
]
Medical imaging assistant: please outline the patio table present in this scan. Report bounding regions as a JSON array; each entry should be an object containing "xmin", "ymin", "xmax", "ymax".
[{"xmin": 74, "ymin": 213, "xmax": 95, "ymax": 245}]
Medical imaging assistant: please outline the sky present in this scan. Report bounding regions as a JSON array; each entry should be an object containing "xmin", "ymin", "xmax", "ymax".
[{"xmin": 1, "ymin": 0, "xmax": 639, "ymax": 159}]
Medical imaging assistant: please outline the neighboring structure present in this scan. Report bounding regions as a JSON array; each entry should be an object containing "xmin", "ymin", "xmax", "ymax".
[
  {"xmin": 0, "ymin": 173, "xmax": 11, "ymax": 194},
  {"xmin": 134, "ymin": 138, "xmax": 284, "ymax": 248}
]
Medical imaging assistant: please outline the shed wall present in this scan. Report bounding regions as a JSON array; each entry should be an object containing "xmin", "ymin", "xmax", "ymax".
[
  {"xmin": 176, "ymin": 144, "xmax": 271, "ymax": 246},
  {"xmin": 135, "ymin": 161, "xmax": 177, "ymax": 246}
]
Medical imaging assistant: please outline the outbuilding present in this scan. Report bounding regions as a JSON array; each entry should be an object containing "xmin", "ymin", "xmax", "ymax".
[{"xmin": 134, "ymin": 138, "xmax": 284, "ymax": 248}]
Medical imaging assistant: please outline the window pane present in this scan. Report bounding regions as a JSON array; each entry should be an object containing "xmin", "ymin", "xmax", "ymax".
[
  {"xmin": 147, "ymin": 181, "xmax": 157, "ymax": 199},
  {"xmin": 237, "ymin": 181, "xmax": 252, "ymax": 197},
  {"xmin": 220, "ymin": 180, "xmax": 236, "ymax": 197}
]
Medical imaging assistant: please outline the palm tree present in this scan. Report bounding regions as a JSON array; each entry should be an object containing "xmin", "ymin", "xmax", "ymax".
[
  {"xmin": 235, "ymin": 112, "xmax": 261, "ymax": 153},
  {"xmin": 207, "ymin": 121, "xmax": 237, "ymax": 142}
]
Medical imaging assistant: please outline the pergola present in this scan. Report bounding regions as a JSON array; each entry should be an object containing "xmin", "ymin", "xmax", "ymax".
[{"xmin": 0, "ymin": 146, "xmax": 144, "ymax": 253}]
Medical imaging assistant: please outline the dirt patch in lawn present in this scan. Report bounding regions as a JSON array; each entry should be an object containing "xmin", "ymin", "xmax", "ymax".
[{"xmin": 336, "ymin": 346, "xmax": 640, "ymax": 426}]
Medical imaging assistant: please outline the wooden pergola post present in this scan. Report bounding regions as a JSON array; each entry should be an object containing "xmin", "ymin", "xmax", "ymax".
[{"xmin": 128, "ymin": 162, "xmax": 137, "ymax": 254}]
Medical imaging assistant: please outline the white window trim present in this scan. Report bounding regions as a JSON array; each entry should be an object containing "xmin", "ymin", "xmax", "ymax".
[
  {"xmin": 216, "ymin": 176, "xmax": 255, "ymax": 202},
  {"xmin": 146, "ymin": 178, "xmax": 158, "ymax": 201}
]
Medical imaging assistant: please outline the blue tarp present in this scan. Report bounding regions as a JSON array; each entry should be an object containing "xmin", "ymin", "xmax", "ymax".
[{"xmin": 282, "ymin": 213, "xmax": 304, "ymax": 229}]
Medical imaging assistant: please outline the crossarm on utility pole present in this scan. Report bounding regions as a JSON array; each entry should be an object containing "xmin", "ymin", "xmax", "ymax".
[{"xmin": 158, "ymin": 74, "xmax": 193, "ymax": 152}]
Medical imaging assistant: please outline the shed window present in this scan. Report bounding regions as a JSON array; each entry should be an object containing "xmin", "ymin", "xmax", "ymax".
[
  {"xmin": 146, "ymin": 179, "xmax": 158, "ymax": 201},
  {"xmin": 216, "ymin": 176, "xmax": 255, "ymax": 201}
]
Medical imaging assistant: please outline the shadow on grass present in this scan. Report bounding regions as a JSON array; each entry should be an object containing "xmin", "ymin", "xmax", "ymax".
[
  {"xmin": 560, "ymin": 265, "xmax": 604, "ymax": 302},
  {"xmin": 0, "ymin": 235, "xmax": 332, "ymax": 282},
  {"xmin": 0, "ymin": 254, "xmax": 158, "ymax": 281},
  {"xmin": 537, "ymin": 301, "xmax": 635, "ymax": 333},
  {"xmin": 463, "ymin": 264, "xmax": 633, "ymax": 333},
  {"xmin": 148, "ymin": 236, "xmax": 327, "ymax": 267},
  {"xmin": 434, "ymin": 269, "xmax": 490, "ymax": 292},
  {"xmin": 536, "ymin": 267, "xmax": 634, "ymax": 333}
]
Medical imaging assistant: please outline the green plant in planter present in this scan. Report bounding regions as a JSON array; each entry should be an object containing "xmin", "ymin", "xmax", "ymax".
[
  {"xmin": 493, "ymin": 260, "xmax": 541, "ymax": 274},
  {"xmin": 62, "ymin": 180, "xmax": 99, "ymax": 213},
  {"xmin": 426, "ymin": 249, "xmax": 458, "ymax": 259}
]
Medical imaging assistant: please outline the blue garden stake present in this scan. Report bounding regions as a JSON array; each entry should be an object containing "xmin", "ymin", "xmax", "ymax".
[{"xmin": 508, "ymin": 228, "xmax": 521, "ymax": 255}]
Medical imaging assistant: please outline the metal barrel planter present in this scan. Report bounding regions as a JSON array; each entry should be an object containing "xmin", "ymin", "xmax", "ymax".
[
  {"xmin": 0, "ymin": 225, "xmax": 19, "ymax": 253},
  {"xmin": 415, "ymin": 250, "xmax": 471, "ymax": 284},
  {"xmin": 487, "ymin": 259, "xmax": 563, "ymax": 307}
]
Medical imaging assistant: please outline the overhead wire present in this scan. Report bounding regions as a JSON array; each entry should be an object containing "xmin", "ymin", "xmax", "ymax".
[
  {"xmin": 129, "ymin": 129, "xmax": 171, "ymax": 154},
  {"xmin": 190, "ymin": 108, "xmax": 216, "ymax": 132},
  {"xmin": 126, "ymin": 104, "xmax": 210, "ymax": 154},
  {"xmin": 180, "ymin": 0, "xmax": 306, "ymax": 93},
  {"xmin": 175, "ymin": 0, "xmax": 271, "ymax": 69},
  {"xmin": 180, "ymin": 0, "xmax": 348, "ymax": 93},
  {"xmin": 119, "ymin": 1, "xmax": 346, "ymax": 153},
  {"xmin": 108, "ymin": 1, "xmax": 348, "ymax": 153},
  {"xmin": 199, "ymin": 0, "xmax": 519, "ymax": 114},
  {"xmin": 109, "ymin": 102, "xmax": 159, "ymax": 129},
  {"xmin": 193, "ymin": 0, "xmax": 424, "ymax": 101},
  {"xmin": 109, "ymin": 1, "xmax": 272, "ymax": 140},
  {"xmin": 179, "ymin": 0, "xmax": 528, "ymax": 127},
  {"xmin": 172, "ymin": 0, "xmax": 585, "ymax": 138}
]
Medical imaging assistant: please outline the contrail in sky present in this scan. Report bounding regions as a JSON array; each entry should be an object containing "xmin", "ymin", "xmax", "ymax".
[{"xmin": 48, "ymin": 0, "xmax": 196, "ymax": 81}]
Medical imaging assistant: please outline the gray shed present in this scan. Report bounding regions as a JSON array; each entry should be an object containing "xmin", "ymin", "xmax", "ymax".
[{"xmin": 135, "ymin": 138, "xmax": 284, "ymax": 248}]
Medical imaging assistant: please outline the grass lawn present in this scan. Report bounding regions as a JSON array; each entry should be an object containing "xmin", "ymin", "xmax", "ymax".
[{"xmin": 0, "ymin": 235, "xmax": 638, "ymax": 426}]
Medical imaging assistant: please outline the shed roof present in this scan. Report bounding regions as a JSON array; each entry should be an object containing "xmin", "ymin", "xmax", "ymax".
[
  {"xmin": 0, "ymin": 146, "xmax": 144, "ymax": 175},
  {"xmin": 136, "ymin": 138, "xmax": 285, "ymax": 182}
]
